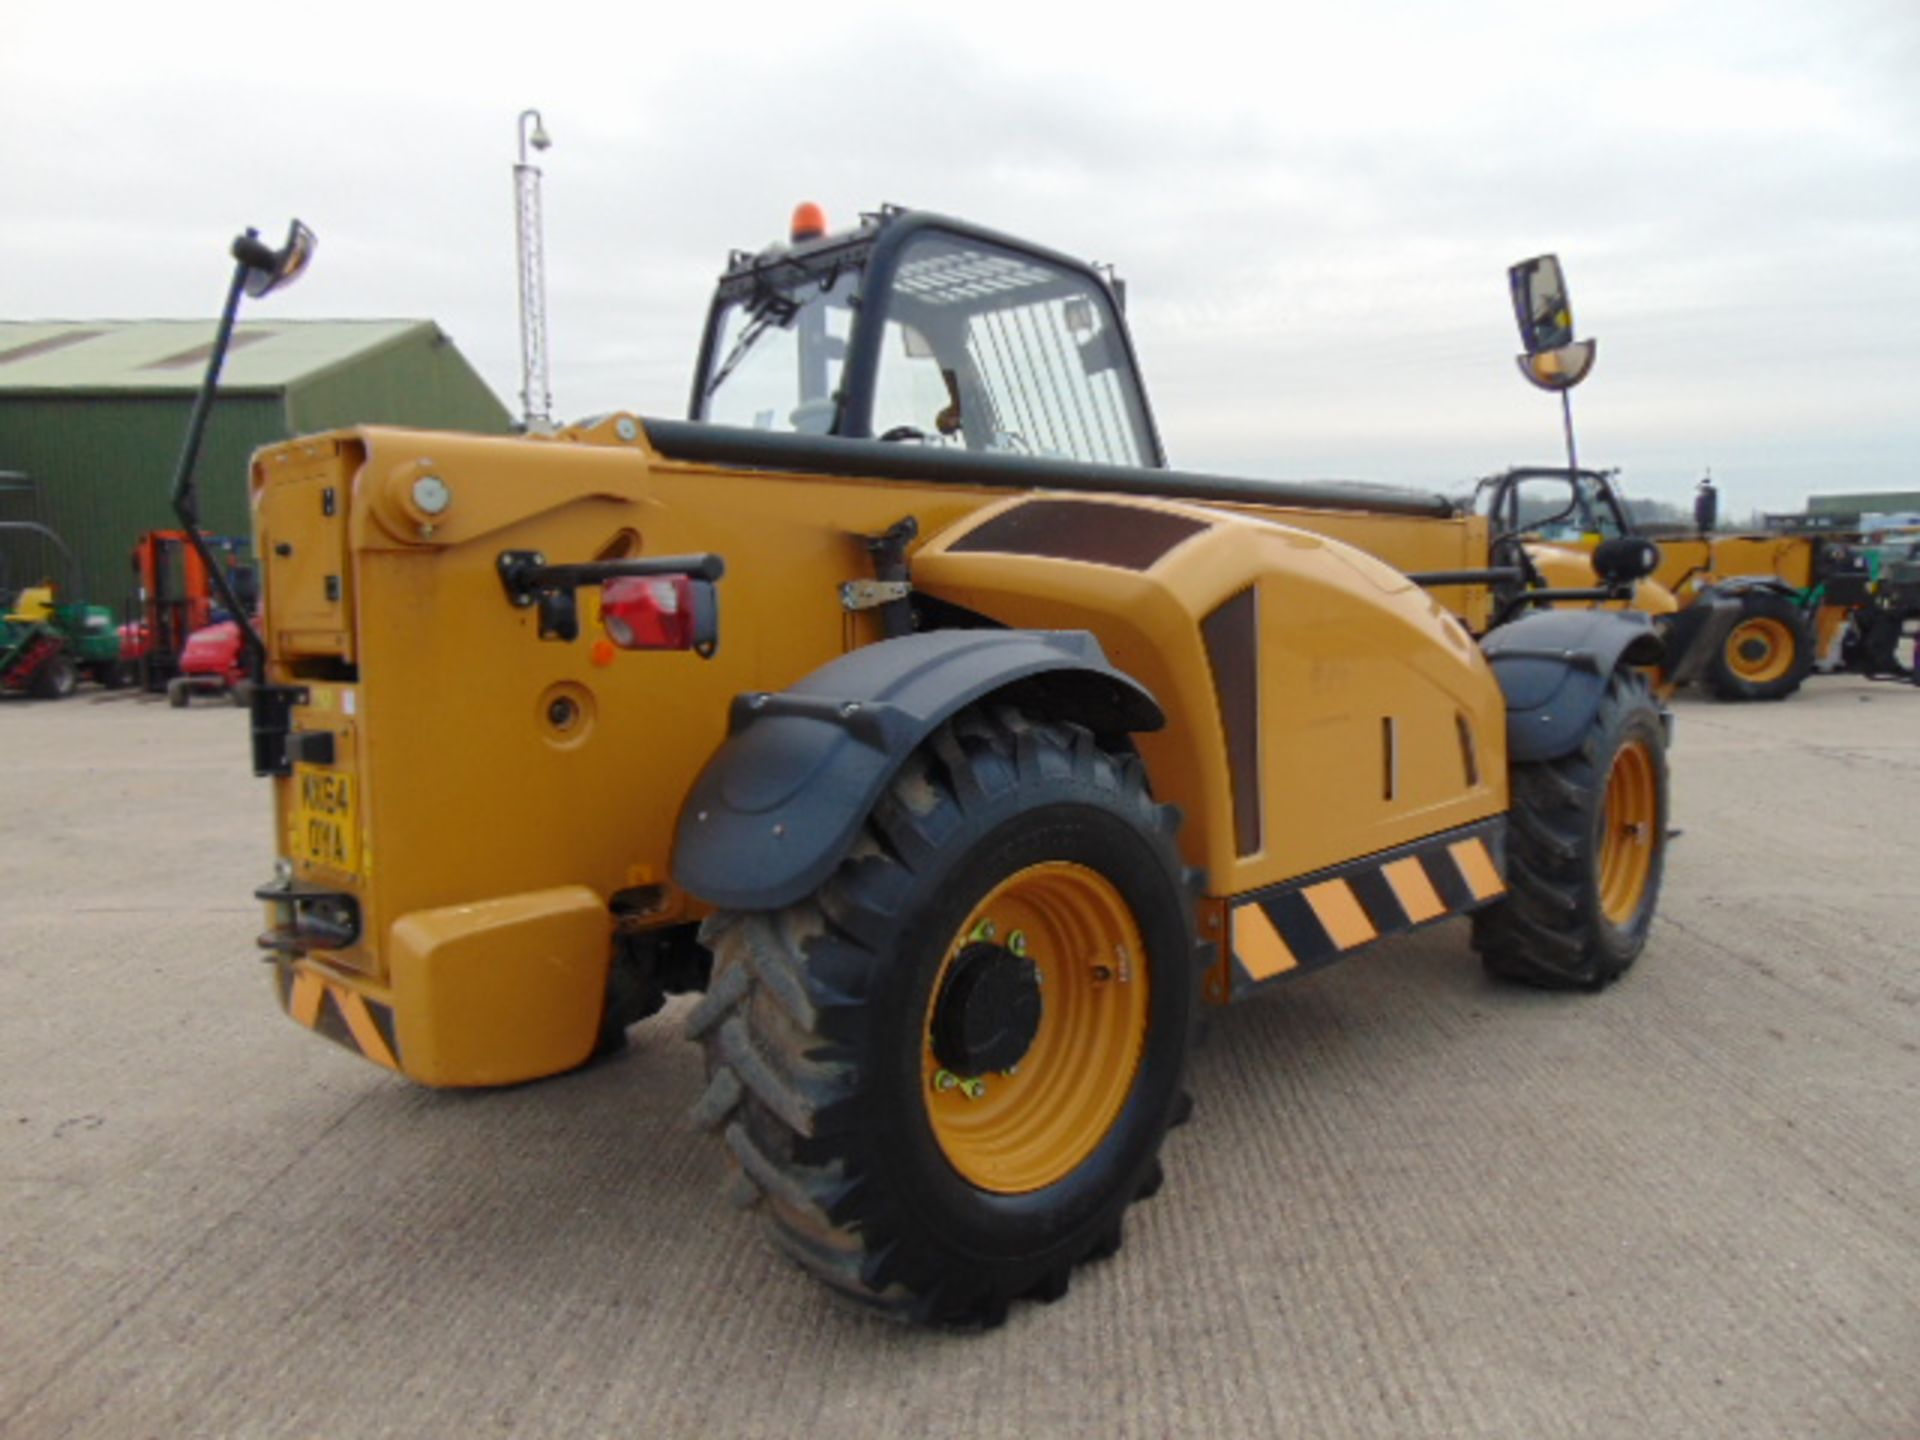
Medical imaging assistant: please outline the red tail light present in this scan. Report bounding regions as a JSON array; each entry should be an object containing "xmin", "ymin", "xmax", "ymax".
[{"xmin": 600, "ymin": 574, "xmax": 718, "ymax": 655}]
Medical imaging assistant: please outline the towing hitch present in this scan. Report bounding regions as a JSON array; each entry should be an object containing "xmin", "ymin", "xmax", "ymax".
[{"xmin": 255, "ymin": 875, "xmax": 361, "ymax": 955}]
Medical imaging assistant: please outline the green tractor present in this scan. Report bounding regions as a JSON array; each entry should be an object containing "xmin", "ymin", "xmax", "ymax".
[{"xmin": 0, "ymin": 523, "xmax": 130, "ymax": 699}]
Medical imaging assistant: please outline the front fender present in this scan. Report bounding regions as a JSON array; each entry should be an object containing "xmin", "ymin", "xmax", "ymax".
[
  {"xmin": 670, "ymin": 630, "xmax": 1162, "ymax": 911},
  {"xmin": 1482, "ymin": 609, "xmax": 1665, "ymax": 763}
]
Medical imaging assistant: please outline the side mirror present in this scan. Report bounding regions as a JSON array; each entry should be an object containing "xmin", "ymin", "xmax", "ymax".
[
  {"xmin": 233, "ymin": 220, "xmax": 317, "ymax": 299},
  {"xmin": 1509, "ymin": 254, "xmax": 1574, "ymax": 354}
]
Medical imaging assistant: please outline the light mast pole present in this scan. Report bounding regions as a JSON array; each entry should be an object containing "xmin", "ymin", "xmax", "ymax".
[{"xmin": 514, "ymin": 109, "xmax": 554, "ymax": 431}]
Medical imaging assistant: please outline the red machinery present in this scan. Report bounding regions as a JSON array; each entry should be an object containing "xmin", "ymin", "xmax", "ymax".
[
  {"xmin": 125, "ymin": 530, "xmax": 254, "ymax": 691},
  {"xmin": 166, "ymin": 619, "xmax": 249, "ymax": 706}
]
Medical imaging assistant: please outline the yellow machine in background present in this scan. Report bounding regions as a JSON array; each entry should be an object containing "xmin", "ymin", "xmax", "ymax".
[
  {"xmin": 193, "ymin": 206, "xmax": 1680, "ymax": 1328},
  {"xmin": 1467, "ymin": 466, "xmax": 1917, "ymax": 701}
]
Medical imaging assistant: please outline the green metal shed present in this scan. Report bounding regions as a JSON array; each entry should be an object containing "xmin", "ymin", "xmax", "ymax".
[{"xmin": 0, "ymin": 320, "xmax": 511, "ymax": 617}]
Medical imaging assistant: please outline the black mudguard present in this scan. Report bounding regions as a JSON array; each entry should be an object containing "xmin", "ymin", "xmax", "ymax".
[
  {"xmin": 1481, "ymin": 609, "xmax": 1665, "ymax": 764},
  {"xmin": 1656, "ymin": 594, "xmax": 1742, "ymax": 687},
  {"xmin": 671, "ymin": 630, "xmax": 1163, "ymax": 911},
  {"xmin": 1707, "ymin": 575, "xmax": 1799, "ymax": 600}
]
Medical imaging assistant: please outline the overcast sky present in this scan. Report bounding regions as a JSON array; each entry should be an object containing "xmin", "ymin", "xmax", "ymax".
[{"xmin": 5, "ymin": 0, "xmax": 1915, "ymax": 514}]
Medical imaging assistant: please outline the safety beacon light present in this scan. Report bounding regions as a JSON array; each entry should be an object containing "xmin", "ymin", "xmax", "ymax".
[{"xmin": 790, "ymin": 202, "xmax": 828, "ymax": 243}]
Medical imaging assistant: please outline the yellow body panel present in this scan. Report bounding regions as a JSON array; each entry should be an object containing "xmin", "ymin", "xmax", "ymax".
[
  {"xmin": 915, "ymin": 496, "xmax": 1507, "ymax": 893},
  {"xmin": 1523, "ymin": 543, "xmax": 1680, "ymax": 617},
  {"xmin": 387, "ymin": 887, "xmax": 610, "ymax": 1085},
  {"xmin": 1651, "ymin": 534, "xmax": 1815, "ymax": 596},
  {"xmin": 251, "ymin": 416, "xmax": 1511, "ymax": 1084}
]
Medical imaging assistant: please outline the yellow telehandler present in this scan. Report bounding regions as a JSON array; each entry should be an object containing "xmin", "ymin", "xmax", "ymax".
[{"xmin": 183, "ymin": 206, "xmax": 1687, "ymax": 1326}]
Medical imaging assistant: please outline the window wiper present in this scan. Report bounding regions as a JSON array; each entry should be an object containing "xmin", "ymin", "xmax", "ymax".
[{"xmin": 704, "ymin": 289, "xmax": 800, "ymax": 401}]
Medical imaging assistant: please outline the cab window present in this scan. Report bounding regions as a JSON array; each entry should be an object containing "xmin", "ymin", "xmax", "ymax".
[{"xmin": 873, "ymin": 233, "xmax": 1152, "ymax": 466}]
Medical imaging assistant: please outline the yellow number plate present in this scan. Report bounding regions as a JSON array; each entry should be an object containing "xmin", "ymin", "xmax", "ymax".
[{"xmin": 290, "ymin": 763, "xmax": 361, "ymax": 875}]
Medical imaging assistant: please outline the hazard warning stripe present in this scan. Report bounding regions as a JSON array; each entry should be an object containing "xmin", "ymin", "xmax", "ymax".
[
  {"xmin": 1226, "ymin": 818, "xmax": 1506, "ymax": 1001},
  {"xmin": 274, "ymin": 963, "xmax": 401, "ymax": 1071}
]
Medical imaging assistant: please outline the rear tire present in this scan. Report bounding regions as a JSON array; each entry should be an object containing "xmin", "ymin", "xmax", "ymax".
[
  {"xmin": 29, "ymin": 653, "xmax": 78, "ymax": 700},
  {"xmin": 685, "ymin": 707, "xmax": 1198, "ymax": 1327},
  {"xmin": 167, "ymin": 678, "xmax": 191, "ymax": 708},
  {"xmin": 1705, "ymin": 590, "xmax": 1813, "ymax": 700},
  {"xmin": 1475, "ymin": 668, "xmax": 1667, "ymax": 990}
]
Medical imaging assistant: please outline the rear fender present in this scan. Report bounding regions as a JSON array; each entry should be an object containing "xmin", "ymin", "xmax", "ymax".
[
  {"xmin": 1707, "ymin": 575, "xmax": 1802, "ymax": 601},
  {"xmin": 670, "ymin": 630, "xmax": 1162, "ymax": 911},
  {"xmin": 1657, "ymin": 593, "xmax": 1742, "ymax": 687},
  {"xmin": 1482, "ymin": 609, "xmax": 1665, "ymax": 763}
]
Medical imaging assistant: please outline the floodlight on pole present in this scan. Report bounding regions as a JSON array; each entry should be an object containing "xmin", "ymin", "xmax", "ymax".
[{"xmin": 514, "ymin": 108, "xmax": 554, "ymax": 431}]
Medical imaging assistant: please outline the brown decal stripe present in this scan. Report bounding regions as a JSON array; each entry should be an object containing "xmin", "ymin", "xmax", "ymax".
[
  {"xmin": 949, "ymin": 499, "xmax": 1209, "ymax": 570},
  {"xmin": 1227, "ymin": 819, "xmax": 1506, "ymax": 1001}
]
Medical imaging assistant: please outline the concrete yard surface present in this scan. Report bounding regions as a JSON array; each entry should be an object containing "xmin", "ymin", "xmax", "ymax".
[{"xmin": 2, "ymin": 678, "xmax": 1917, "ymax": 1438}]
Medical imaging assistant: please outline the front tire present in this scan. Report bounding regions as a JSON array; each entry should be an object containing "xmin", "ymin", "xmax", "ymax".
[
  {"xmin": 686, "ymin": 707, "xmax": 1198, "ymax": 1327},
  {"xmin": 1705, "ymin": 590, "xmax": 1813, "ymax": 700},
  {"xmin": 1475, "ymin": 668, "xmax": 1668, "ymax": 990}
]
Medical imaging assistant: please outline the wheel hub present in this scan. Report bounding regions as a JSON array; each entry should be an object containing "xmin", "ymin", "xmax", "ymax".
[
  {"xmin": 930, "ymin": 941, "xmax": 1042, "ymax": 1077},
  {"xmin": 1737, "ymin": 635, "xmax": 1770, "ymax": 663}
]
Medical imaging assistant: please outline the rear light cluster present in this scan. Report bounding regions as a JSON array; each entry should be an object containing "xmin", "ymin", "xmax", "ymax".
[{"xmin": 601, "ymin": 574, "xmax": 718, "ymax": 655}]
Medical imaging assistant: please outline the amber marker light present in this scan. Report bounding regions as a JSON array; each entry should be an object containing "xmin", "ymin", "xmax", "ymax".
[{"xmin": 791, "ymin": 202, "xmax": 828, "ymax": 242}]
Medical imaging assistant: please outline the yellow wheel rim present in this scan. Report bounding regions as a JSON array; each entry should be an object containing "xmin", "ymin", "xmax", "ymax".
[
  {"xmin": 924, "ymin": 861, "xmax": 1150, "ymax": 1194},
  {"xmin": 1724, "ymin": 616, "xmax": 1795, "ymax": 684},
  {"xmin": 1597, "ymin": 739, "xmax": 1658, "ymax": 927}
]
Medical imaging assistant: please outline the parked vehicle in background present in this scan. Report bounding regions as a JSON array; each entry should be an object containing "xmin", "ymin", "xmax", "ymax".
[
  {"xmin": 0, "ymin": 522, "xmax": 130, "ymax": 698},
  {"xmin": 1475, "ymin": 468, "xmax": 1917, "ymax": 699},
  {"xmin": 167, "ymin": 619, "xmax": 249, "ymax": 706},
  {"xmin": 126, "ymin": 528, "xmax": 255, "ymax": 693}
]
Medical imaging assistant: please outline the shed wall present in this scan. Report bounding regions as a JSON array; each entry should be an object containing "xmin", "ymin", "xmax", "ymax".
[{"xmin": 0, "ymin": 394, "xmax": 280, "ymax": 614}]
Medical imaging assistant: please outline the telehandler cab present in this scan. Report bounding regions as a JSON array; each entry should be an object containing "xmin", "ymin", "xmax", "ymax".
[{"xmin": 189, "ymin": 205, "xmax": 1680, "ymax": 1327}]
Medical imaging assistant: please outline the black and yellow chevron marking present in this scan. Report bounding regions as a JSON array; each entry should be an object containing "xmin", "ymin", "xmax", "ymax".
[
  {"xmin": 1228, "ymin": 819, "xmax": 1506, "ymax": 1001},
  {"xmin": 273, "ymin": 963, "xmax": 400, "ymax": 1071}
]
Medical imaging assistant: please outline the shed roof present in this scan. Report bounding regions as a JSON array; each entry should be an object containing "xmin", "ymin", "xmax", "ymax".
[{"xmin": 0, "ymin": 320, "xmax": 439, "ymax": 393}]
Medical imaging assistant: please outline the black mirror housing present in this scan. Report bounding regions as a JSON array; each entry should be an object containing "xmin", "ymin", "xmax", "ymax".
[
  {"xmin": 1592, "ymin": 535, "xmax": 1661, "ymax": 586},
  {"xmin": 235, "ymin": 220, "xmax": 317, "ymax": 299}
]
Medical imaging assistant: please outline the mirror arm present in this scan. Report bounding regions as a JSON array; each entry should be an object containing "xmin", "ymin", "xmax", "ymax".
[{"xmin": 168, "ymin": 237, "xmax": 272, "ymax": 682}]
